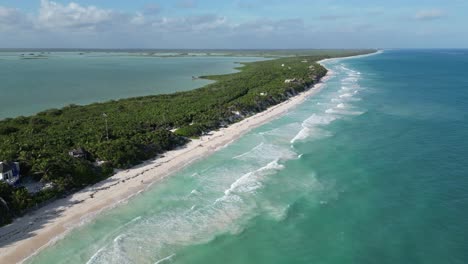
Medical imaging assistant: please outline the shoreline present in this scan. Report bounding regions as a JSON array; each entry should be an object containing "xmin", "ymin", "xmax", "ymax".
[{"xmin": 0, "ymin": 53, "xmax": 372, "ymax": 263}]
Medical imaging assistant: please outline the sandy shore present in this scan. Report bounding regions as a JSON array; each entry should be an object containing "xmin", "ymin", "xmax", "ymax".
[{"xmin": 0, "ymin": 62, "xmax": 334, "ymax": 263}]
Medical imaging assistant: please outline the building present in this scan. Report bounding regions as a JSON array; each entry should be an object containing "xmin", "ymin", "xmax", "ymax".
[
  {"xmin": 285, "ymin": 78, "xmax": 298, "ymax": 83},
  {"xmin": 0, "ymin": 162, "xmax": 20, "ymax": 185},
  {"xmin": 69, "ymin": 147, "xmax": 89, "ymax": 159}
]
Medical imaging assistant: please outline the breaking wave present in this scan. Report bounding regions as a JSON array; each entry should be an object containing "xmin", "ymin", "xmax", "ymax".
[
  {"xmin": 290, "ymin": 114, "xmax": 336, "ymax": 144},
  {"xmin": 221, "ymin": 159, "xmax": 284, "ymax": 198}
]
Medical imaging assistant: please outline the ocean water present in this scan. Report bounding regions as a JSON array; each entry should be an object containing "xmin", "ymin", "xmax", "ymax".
[
  {"xmin": 0, "ymin": 52, "xmax": 264, "ymax": 119},
  {"xmin": 26, "ymin": 50, "xmax": 468, "ymax": 264}
]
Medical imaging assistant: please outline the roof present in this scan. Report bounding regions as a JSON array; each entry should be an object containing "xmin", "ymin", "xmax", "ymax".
[
  {"xmin": 0, "ymin": 162, "xmax": 14, "ymax": 173},
  {"xmin": 70, "ymin": 147, "xmax": 86, "ymax": 154}
]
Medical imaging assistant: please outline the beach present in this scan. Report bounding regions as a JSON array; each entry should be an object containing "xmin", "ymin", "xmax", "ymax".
[{"xmin": 0, "ymin": 62, "xmax": 333, "ymax": 264}]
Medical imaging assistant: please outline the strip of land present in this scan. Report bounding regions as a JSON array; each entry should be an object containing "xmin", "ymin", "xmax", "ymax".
[
  {"xmin": 0, "ymin": 51, "xmax": 376, "ymax": 263},
  {"xmin": 1, "ymin": 51, "xmax": 373, "ymax": 227},
  {"xmin": 0, "ymin": 70, "xmax": 332, "ymax": 264}
]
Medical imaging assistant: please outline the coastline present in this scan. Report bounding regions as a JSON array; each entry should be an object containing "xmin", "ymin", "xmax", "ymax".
[{"xmin": 0, "ymin": 54, "xmax": 364, "ymax": 263}]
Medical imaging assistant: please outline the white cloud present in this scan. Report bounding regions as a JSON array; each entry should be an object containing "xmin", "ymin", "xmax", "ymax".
[
  {"xmin": 37, "ymin": 0, "xmax": 115, "ymax": 30},
  {"xmin": 233, "ymin": 18, "xmax": 304, "ymax": 35},
  {"xmin": 0, "ymin": 6, "xmax": 17, "ymax": 22},
  {"xmin": 0, "ymin": 6, "xmax": 26, "ymax": 31},
  {"xmin": 415, "ymin": 9, "xmax": 446, "ymax": 21},
  {"xmin": 130, "ymin": 12, "xmax": 146, "ymax": 25},
  {"xmin": 151, "ymin": 14, "xmax": 228, "ymax": 32},
  {"xmin": 0, "ymin": 1, "xmax": 307, "ymax": 42},
  {"xmin": 0, "ymin": 1, "xmax": 315, "ymax": 48}
]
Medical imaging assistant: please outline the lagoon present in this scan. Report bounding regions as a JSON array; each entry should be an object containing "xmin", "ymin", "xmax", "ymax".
[{"xmin": 0, "ymin": 52, "xmax": 265, "ymax": 119}]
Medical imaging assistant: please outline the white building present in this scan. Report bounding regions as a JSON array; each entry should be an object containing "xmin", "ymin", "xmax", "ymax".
[
  {"xmin": 0, "ymin": 162, "xmax": 20, "ymax": 185},
  {"xmin": 284, "ymin": 78, "xmax": 298, "ymax": 83}
]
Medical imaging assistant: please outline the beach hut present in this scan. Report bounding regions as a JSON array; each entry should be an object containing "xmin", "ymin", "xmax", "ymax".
[{"xmin": 0, "ymin": 162, "xmax": 20, "ymax": 185}]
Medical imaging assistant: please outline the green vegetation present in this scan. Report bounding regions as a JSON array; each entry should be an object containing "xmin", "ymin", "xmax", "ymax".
[{"xmin": 0, "ymin": 50, "xmax": 374, "ymax": 226}]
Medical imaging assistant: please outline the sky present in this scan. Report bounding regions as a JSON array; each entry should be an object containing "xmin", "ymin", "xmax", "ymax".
[{"xmin": 0, "ymin": 0, "xmax": 467, "ymax": 49}]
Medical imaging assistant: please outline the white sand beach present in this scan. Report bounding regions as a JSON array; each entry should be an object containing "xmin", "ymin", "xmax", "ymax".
[{"xmin": 0, "ymin": 64, "xmax": 334, "ymax": 264}]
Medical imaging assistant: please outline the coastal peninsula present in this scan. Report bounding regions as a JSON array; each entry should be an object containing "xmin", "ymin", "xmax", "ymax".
[{"xmin": 0, "ymin": 50, "xmax": 374, "ymax": 263}]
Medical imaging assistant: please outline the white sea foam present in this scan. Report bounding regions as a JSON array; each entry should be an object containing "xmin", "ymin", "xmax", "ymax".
[
  {"xmin": 339, "ymin": 65, "xmax": 351, "ymax": 71},
  {"xmin": 123, "ymin": 216, "xmax": 142, "ymax": 227},
  {"xmin": 326, "ymin": 109, "xmax": 365, "ymax": 116},
  {"xmin": 290, "ymin": 127, "xmax": 333, "ymax": 144},
  {"xmin": 154, "ymin": 254, "xmax": 176, "ymax": 264},
  {"xmin": 232, "ymin": 142, "xmax": 264, "ymax": 159},
  {"xmin": 345, "ymin": 97, "xmax": 362, "ymax": 102},
  {"xmin": 260, "ymin": 124, "xmax": 301, "ymax": 136},
  {"xmin": 214, "ymin": 139, "xmax": 235, "ymax": 151},
  {"xmin": 342, "ymin": 77, "xmax": 358, "ymax": 83},
  {"xmin": 290, "ymin": 127, "xmax": 311, "ymax": 143},
  {"xmin": 259, "ymin": 123, "xmax": 303, "ymax": 143},
  {"xmin": 302, "ymin": 114, "xmax": 336, "ymax": 127},
  {"xmin": 83, "ymin": 158, "xmax": 290, "ymax": 264},
  {"xmin": 113, "ymin": 234, "xmax": 126, "ymax": 243},
  {"xmin": 327, "ymin": 100, "xmax": 365, "ymax": 115},
  {"xmin": 223, "ymin": 159, "xmax": 284, "ymax": 196},
  {"xmin": 86, "ymin": 247, "xmax": 107, "ymax": 264},
  {"xmin": 233, "ymin": 142, "xmax": 296, "ymax": 162},
  {"xmin": 290, "ymin": 114, "xmax": 336, "ymax": 144}
]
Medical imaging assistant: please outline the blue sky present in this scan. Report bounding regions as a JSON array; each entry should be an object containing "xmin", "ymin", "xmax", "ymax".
[{"xmin": 0, "ymin": 0, "xmax": 467, "ymax": 48}]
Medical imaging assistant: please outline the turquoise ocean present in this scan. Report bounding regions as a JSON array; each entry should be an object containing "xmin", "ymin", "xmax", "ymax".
[{"xmin": 27, "ymin": 50, "xmax": 468, "ymax": 264}]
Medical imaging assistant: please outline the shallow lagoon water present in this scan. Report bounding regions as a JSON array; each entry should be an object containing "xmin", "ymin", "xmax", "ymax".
[{"xmin": 0, "ymin": 52, "xmax": 264, "ymax": 119}]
